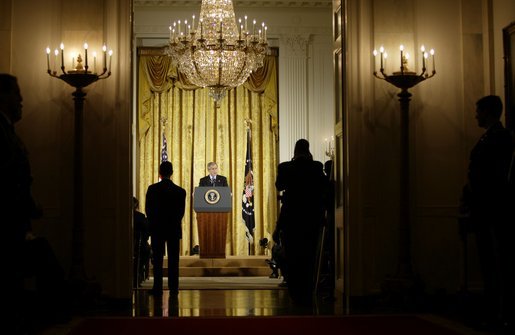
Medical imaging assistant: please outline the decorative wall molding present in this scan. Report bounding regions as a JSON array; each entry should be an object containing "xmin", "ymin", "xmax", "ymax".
[
  {"xmin": 281, "ymin": 34, "xmax": 310, "ymax": 56},
  {"xmin": 278, "ymin": 34, "xmax": 310, "ymax": 161},
  {"xmin": 134, "ymin": 0, "xmax": 332, "ymax": 8}
]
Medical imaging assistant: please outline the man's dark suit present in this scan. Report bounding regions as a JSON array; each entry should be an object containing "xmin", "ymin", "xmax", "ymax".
[
  {"xmin": 275, "ymin": 157, "xmax": 328, "ymax": 305},
  {"xmin": 145, "ymin": 178, "xmax": 186, "ymax": 294},
  {"xmin": 462, "ymin": 120, "xmax": 514, "ymax": 324},
  {"xmin": 199, "ymin": 175, "xmax": 228, "ymax": 187}
]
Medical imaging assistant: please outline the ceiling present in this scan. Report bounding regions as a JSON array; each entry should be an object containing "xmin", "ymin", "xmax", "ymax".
[{"xmin": 133, "ymin": 0, "xmax": 332, "ymax": 8}]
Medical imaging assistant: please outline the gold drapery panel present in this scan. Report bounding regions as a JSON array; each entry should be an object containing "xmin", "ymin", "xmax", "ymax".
[{"xmin": 137, "ymin": 48, "xmax": 279, "ymax": 255}]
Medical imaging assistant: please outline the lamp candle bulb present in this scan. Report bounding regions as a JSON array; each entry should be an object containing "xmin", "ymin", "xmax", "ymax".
[
  {"xmin": 108, "ymin": 49, "xmax": 113, "ymax": 73},
  {"xmin": 400, "ymin": 44, "xmax": 404, "ymax": 72},
  {"xmin": 102, "ymin": 44, "xmax": 107, "ymax": 70},
  {"xmin": 54, "ymin": 49, "xmax": 58, "ymax": 73},
  {"xmin": 84, "ymin": 43, "xmax": 88, "ymax": 71},
  {"xmin": 46, "ymin": 47, "xmax": 51, "ymax": 72},
  {"xmin": 264, "ymin": 26, "xmax": 267, "ymax": 41},
  {"xmin": 430, "ymin": 48, "xmax": 435, "ymax": 72},
  {"xmin": 192, "ymin": 15, "xmax": 195, "ymax": 31},
  {"xmin": 245, "ymin": 16, "xmax": 248, "ymax": 32},
  {"xmin": 379, "ymin": 46, "xmax": 384, "ymax": 70},
  {"xmin": 420, "ymin": 45, "xmax": 426, "ymax": 70},
  {"xmin": 60, "ymin": 43, "xmax": 65, "ymax": 70}
]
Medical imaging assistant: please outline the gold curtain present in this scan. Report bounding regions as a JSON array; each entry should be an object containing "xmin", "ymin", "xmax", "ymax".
[{"xmin": 137, "ymin": 48, "xmax": 279, "ymax": 256}]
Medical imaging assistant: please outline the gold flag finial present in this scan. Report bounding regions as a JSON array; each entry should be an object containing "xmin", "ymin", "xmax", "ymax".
[{"xmin": 244, "ymin": 118, "xmax": 253, "ymax": 129}]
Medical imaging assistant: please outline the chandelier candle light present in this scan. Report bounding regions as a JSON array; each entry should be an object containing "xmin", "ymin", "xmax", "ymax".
[
  {"xmin": 372, "ymin": 44, "xmax": 436, "ymax": 293},
  {"xmin": 168, "ymin": 0, "xmax": 269, "ymax": 104},
  {"xmin": 373, "ymin": 44, "xmax": 435, "ymax": 89},
  {"xmin": 46, "ymin": 42, "xmax": 113, "ymax": 88},
  {"xmin": 45, "ymin": 41, "xmax": 113, "ymax": 283}
]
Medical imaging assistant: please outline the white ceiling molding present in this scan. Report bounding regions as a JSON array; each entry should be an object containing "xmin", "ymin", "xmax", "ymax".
[{"xmin": 134, "ymin": 0, "xmax": 332, "ymax": 8}]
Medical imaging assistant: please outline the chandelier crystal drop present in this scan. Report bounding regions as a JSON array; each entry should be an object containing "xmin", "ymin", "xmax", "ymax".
[{"xmin": 167, "ymin": 0, "xmax": 269, "ymax": 103}]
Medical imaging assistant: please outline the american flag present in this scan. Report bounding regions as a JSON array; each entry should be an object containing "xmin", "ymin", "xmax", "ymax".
[
  {"xmin": 242, "ymin": 126, "xmax": 255, "ymax": 244},
  {"xmin": 161, "ymin": 133, "xmax": 168, "ymax": 163}
]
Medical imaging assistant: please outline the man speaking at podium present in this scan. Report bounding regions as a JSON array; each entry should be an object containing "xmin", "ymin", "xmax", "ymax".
[{"xmin": 199, "ymin": 162, "xmax": 229, "ymax": 187}]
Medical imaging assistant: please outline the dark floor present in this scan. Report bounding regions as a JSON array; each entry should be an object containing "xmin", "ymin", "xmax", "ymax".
[{"xmin": 22, "ymin": 277, "xmax": 501, "ymax": 335}]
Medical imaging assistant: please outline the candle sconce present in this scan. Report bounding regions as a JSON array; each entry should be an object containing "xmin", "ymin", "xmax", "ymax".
[
  {"xmin": 46, "ymin": 43, "xmax": 112, "ymax": 89},
  {"xmin": 373, "ymin": 44, "xmax": 436, "ymax": 305},
  {"xmin": 45, "ymin": 42, "xmax": 113, "ymax": 283},
  {"xmin": 373, "ymin": 44, "xmax": 435, "ymax": 91},
  {"xmin": 325, "ymin": 136, "xmax": 335, "ymax": 159}
]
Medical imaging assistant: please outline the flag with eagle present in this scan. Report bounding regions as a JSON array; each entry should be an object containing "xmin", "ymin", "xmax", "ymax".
[
  {"xmin": 242, "ymin": 126, "xmax": 255, "ymax": 244},
  {"xmin": 161, "ymin": 132, "xmax": 168, "ymax": 163}
]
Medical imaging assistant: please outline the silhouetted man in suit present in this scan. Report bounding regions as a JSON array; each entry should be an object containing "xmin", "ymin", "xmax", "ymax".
[
  {"xmin": 133, "ymin": 197, "xmax": 150, "ymax": 287},
  {"xmin": 460, "ymin": 95, "xmax": 515, "ymax": 331},
  {"xmin": 199, "ymin": 162, "xmax": 229, "ymax": 187},
  {"xmin": 146, "ymin": 161, "xmax": 186, "ymax": 296},
  {"xmin": 1, "ymin": 74, "xmax": 40, "ymax": 333},
  {"xmin": 1, "ymin": 74, "xmax": 70, "ymax": 332},
  {"xmin": 275, "ymin": 139, "xmax": 328, "ymax": 307}
]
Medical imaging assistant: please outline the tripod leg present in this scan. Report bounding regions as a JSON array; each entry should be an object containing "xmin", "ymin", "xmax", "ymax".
[{"xmin": 314, "ymin": 226, "xmax": 326, "ymax": 294}]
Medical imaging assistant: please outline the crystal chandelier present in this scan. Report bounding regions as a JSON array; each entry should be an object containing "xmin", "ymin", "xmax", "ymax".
[{"xmin": 167, "ymin": 0, "xmax": 269, "ymax": 103}]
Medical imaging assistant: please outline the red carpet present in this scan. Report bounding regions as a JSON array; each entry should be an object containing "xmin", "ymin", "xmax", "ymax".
[{"xmin": 69, "ymin": 315, "xmax": 465, "ymax": 335}]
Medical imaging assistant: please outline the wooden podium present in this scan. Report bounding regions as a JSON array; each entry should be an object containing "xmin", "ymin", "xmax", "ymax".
[{"xmin": 193, "ymin": 187, "xmax": 232, "ymax": 258}]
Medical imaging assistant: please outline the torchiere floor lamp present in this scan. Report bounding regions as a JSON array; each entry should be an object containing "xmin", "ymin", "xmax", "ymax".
[
  {"xmin": 46, "ymin": 42, "xmax": 112, "ymax": 283},
  {"xmin": 373, "ymin": 44, "xmax": 436, "ymax": 306}
]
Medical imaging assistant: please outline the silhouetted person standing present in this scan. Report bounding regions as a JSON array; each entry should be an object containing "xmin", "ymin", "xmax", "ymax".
[
  {"xmin": 275, "ymin": 139, "xmax": 328, "ymax": 306},
  {"xmin": 133, "ymin": 197, "xmax": 150, "ymax": 287},
  {"xmin": 0, "ymin": 74, "xmax": 40, "ymax": 333},
  {"xmin": 460, "ymin": 95, "xmax": 515, "ymax": 331},
  {"xmin": 146, "ymin": 161, "xmax": 186, "ymax": 296}
]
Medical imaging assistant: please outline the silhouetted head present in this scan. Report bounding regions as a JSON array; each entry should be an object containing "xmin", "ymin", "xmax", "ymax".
[
  {"xmin": 475, "ymin": 95, "xmax": 503, "ymax": 129},
  {"xmin": 159, "ymin": 161, "xmax": 173, "ymax": 179},
  {"xmin": 324, "ymin": 160, "xmax": 333, "ymax": 176},
  {"xmin": 0, "ymin": 74, "xmax": 23, "ymax": 124},
  {"xmin": 293, "ymin": 139, "xmax": 313, "ymax": 160}
]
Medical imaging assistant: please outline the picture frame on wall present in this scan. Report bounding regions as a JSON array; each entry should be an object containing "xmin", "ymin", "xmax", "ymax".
[{"xmin": 503, "ymin": 21, "xmax": 515, "ymax": 130}]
